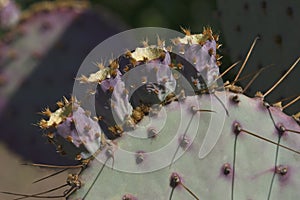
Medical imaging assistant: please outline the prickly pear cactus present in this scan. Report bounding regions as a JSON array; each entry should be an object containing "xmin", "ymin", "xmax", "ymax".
[
  {"xmin": 3, "ymin": 27, "xmax": 299, "ymax": 200},
  {"xmin": 67, "ymin": 28, "xmax": 300, "ymax": 200}
]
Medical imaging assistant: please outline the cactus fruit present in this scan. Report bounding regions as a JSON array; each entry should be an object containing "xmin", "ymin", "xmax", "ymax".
[
  {"xmin": 2, "ymin": 26, "xmax": 300, "ymax": 200},
  {"xmin": 216, "ymin": 0, "xmax": 300, "ymax": 114}
]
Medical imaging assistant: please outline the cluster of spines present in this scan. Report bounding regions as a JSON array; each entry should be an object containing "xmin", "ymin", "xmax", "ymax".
[
  {"xmin": 48, "ymin": 27, "xmax": 299, "ymax": 157},
  {"xmin": 38, "ymin": 97, "xmax": 105, "ymax": 161},
  {"xmin": 77, "ymin": 27, "xmax": 222, "ymax": 140},
  {"xmin": 173, "ymin": 27, "xmax": 222, "ymax": 66}
]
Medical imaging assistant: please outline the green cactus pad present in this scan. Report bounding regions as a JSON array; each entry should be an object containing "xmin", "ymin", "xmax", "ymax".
[{"xmin": 68, "ymin": 90, "xmax": 300, "ymax": 199}]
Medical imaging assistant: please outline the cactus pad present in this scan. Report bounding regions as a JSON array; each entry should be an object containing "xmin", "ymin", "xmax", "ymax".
[{"xmin": 2, "ymin": 25, "xmax": 299, "ymax": 200}]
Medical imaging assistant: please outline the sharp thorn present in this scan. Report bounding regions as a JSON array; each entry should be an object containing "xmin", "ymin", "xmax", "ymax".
[
  {"xmin": 33, "ymin": 168, "xmax": 68, "ymax": 184},
  {"xmin": 263, "ymin": 57, "xmax": 300, "ymax": 98},
  {"xmin": 180, "ymin": 183, "xmax": 200, "ymax": 200},
  {"xmin": 82, "ymin": 158, "xmax": 109, "ymax": 200},
  {"xmin": 215, "ymin": 61, "xmax": 241, "ymax": 80},
  {"xmin": 169, "ymin": 114, "xmax": 195, "ymax": 169},
  {"xmin": 1, "ymin": 183, "xmax": 69, "ymax": 199},
  {"xmin": 27, "ymin": 163, "xmax": 82, "ymax": 169},
  {"xmin": 241, "ymin": 128, "xmax": 300, "ymax": 154},
  {"xmin": 242, "ymin": 65, "xmax": 272, "ymax": 93},
  {"xmin": 169, "ymin": 188, "xmax": 175, "ymax": 200},
  {"xmin": 213, "ymin": 93, "xmax": 229, "ymax": 116},
  {"xmin": 285, "ymin": 128, "xmax": 300, "ymax": 135},
  {"xmin": 234, "ymin": 36, "xmax": 259, "ymax": 83},
  {"xmin": 282, "ymin": 95, "xmax": 300, "ymax": 110},
  {"xmin": 271, "ymin": 94, "xmax": 299, "ymax": 106}
]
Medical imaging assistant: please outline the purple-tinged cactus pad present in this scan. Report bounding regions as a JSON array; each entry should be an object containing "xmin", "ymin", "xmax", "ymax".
[
  {"xmin": 69, "ymin": 91, "xmax": 300, "ymax": 199},
  {"xmin": 30, "ymin": 27, "xmax": 300, "ymax": 200},
  {"xmin": 38, "ymin": 98, "xmax": 103, "ymax": 160},
  {"xmin": 172, "ymin": 28, "xmax": 221, "ymax": 87},
  {"xmin": 81, "ymin": 29, "xmax": 221, "ymax": 141}
]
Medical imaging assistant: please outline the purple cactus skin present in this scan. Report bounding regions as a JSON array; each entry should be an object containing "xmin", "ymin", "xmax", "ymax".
[
  {"xmin": 172, "ymin": 28, "xmax": 221, "ymax": 88},
  {"xmin": 56, "ymin": 104, "xmax": 102, "ymax": 151},
  {"xmin": 38, "ymin": 98, "xmax": 103, "ymax": 160}
]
